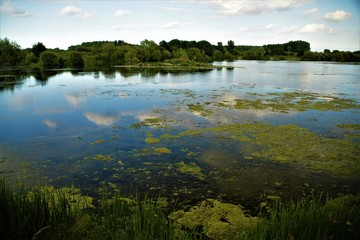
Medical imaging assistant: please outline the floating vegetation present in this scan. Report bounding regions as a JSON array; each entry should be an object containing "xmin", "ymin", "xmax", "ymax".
[
  {"xmin": 92, "ymin": 154, "xmax": 113, "ymax": 162},
  {"xmin": 170, "ymin": 199, "xmax": 258, "ymax": 240},
  {"xmin": 177, "ymin": 161, "xmax": 206, "ymax": 180},
  {"xmin": 210, "ymin": 123, "xmax": 360, "ymax": 175},
  {"xmin": 90, "ymin": 139, "xmax": 106, "ymax": 145},
  {"xmin": 160, "ymin": 88, "xmax": 198, "ymax": 98},
  {"xmin": 218, "ymin": 91, "xmax": 360, "ymax": 113},
  {"xmin": 145, "ymin": 132, "xmax": 161, "ymax": 144},
  {"xmin": 337, "ymin": 124, "xmax": 360, "ymax": 131},
  {"xmin": 131, "ymin": 117, "xmax": 172, "ymax": 129},
  {"xmin": 29, "ymin": 186, "xmax": 95, "ymax": 210},
  {"xmin": 135, "ymin": 147, "xmax": 172, "ymax": 156},
  {"xmin": 188, "ymin": 103, "xmax": 214, "ymax": 117}
]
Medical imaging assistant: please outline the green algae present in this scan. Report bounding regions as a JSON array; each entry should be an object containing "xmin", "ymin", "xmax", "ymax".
[
  {"xmin": 90, "ymin": 139, "xmax": 106, "ymax": 145},
  {"xmin": 338, "ymin": 124, "xmax": 360, "ymax": 131},
  {"xmin": 210, "ymin": 123, "xmax": 360, "ymax": 175},
  {"xmin": 29, "ymin": 186, "xmax": 94, "ymax": 210},
  {"xmin": 188, "ymin": 103, "xmax": 213, "ymax": 117},
  {"xmin": 145, "ymin": 132, "xmax": 161, "ymax": 144},
  {"xmin": 219, "ymin": 91, "xmax": 360, "ymax": 112},
  {"xmin": 170, "ymin": 199, "xmax": 258, "ymax": 240},
  {"xmin": 130, "ymin": 117, "xmax": 172, "ymax": 129},
  {"xmin": 177, "ymin": 161, "xmax": 206, "ymax": 180},
  {"xmin": 135, "ymin": 147, "xmax": 172, "ymax": 156},
  {"xmin": 92, "ymin": 154, "xmax": 113, "ymax": 162}
]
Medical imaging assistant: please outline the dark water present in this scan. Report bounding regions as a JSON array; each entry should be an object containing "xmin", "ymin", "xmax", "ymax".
[{"xmin": 1, "ymin": 61, "xmax": 359, "ymax": 207}]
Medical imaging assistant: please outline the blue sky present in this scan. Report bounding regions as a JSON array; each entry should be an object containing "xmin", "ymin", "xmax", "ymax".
[{"xmin": 1, "ymin": 0, "xmax": 359, "ymax": 51}]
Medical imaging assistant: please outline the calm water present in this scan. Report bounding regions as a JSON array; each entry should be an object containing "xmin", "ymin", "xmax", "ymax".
[{"xmin": 1, "ymin": 61, "xmax": 359, "ymax": 205}]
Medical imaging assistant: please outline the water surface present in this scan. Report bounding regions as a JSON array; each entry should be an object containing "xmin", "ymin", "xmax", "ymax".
[{"xmin": 1, "ymin": 61, "xmax": 359, "ymax": 206}]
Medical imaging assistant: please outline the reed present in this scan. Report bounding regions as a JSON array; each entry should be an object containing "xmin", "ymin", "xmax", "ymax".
[
  {"xmin": 1, "ymin": 178, "xmax": 358, "ymax": 240},
  {"xmin": 239, "ymin": 194, "xmax": 360, "ymax": 240},
  {"xmin": 0, "ymin": 180, "xmax": 79, "ymax": 240}
]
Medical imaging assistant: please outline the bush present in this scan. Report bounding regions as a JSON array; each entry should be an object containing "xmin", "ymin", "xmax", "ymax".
[
  {"xmin": 70, "ymin": 52, "xmax": 84, "ymax": 68},
  {"xmin": 40, "ymin": 51, "xmax": 59, "ymax": 67}
]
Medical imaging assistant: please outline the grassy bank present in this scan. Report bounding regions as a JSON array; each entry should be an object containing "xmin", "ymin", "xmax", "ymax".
[{"xmin": 1, "ymin": 179, "xmax": 359, "ymax": 240}]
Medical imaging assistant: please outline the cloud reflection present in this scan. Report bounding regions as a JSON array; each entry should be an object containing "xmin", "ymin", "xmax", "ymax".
[
  {"xmin": 43, "ymin": 119, "xmax": 58, "ymax": 129},
  {"xmin": 84, "ymin": 112, "xmax": 119, "ymax": 126},
  {"xmin": 65, "ymin": 94, "xmax": 86, "ymax": 108}
]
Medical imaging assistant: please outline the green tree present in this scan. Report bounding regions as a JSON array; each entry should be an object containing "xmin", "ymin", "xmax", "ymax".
[
  {"xmin": 32, "ymin": 42, "xmax": 47, "ymax": 57},
  {"xmin": 227, "ymin": 40, "xmax": 235, "ymax": 53},
  {"xmin": 140, "ymin": 39, "xmax": 162, "ymax": 62},
  {"xmin": 173, "ymin": 48, "xmax": 189, "ymax": 61},
  {"xmin": 70, "ymin": 52, "xmax": 84, "ymax": 68},
  {"xmin": 124, "ymin": 47, "xmax": 139, "ymax": 64},
  {"xmin": 187, "ymin": 47, "xmax": 203, "ymax": 62},
  {"xmin": 40, "ymin": 51, "xmax": 59, "ymax": 67},
  {"xmin": 0, "ymin": 38, "xmax": 23, "ymax": 66},
  {"xmin": 213, "ymin": 49, "xmax": 224, "ymax": 61}
]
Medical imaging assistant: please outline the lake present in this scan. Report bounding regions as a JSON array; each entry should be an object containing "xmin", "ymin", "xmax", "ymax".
[{"xmin": 1, "ymin": 60, "xmax": 359, "ymax": 207}]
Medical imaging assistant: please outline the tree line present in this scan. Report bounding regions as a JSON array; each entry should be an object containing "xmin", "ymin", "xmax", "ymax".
[{"xmin": 1, "ymin": 37, "xmax": 359, "ymax": 69}]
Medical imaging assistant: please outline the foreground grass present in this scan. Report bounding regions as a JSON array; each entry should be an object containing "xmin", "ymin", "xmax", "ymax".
[
  {"xmin": 1, "ymin": 179, "xmax": 359, "ymax": 240},
  {"xmin": 238, "ymin": 194, "xmax": 360, "ymax": 240}
]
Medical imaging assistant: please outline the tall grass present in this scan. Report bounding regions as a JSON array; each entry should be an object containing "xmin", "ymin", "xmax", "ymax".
[
  {"xmin": 1, "ymin": 178, "xmax": 358, "ymax": 240},
  {"xmin": 0, "ymin": 180, "xmax": 79, "ymax": 240},
  {"xmin": 239, "ymin": 194, "xmax": 360, "ymax": 240}
]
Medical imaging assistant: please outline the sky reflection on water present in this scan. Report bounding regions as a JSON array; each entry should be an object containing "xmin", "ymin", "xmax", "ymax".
[{"xmin": 1, "ymin": 61, "xmax": 359, "ymax": 203}]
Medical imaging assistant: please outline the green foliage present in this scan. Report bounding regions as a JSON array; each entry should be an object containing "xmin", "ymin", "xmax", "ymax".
[
  {"xmin": 32, "ymin": 42, "xmax": 47, "ymax": 57},
  {"xmin": 1, "ymin": 37, "xmax": 359, "ymax": 68},
  {"xmin": 1, "ymin": 180, "xmax": 359, "ymax": 240},
  {"xmin": 0, "ymin": 38, "xmax": 23, "ymax": 66},
  {"xmin": 240, "ymin": 194, "xmax": 360, "ymax": 240},
  {"xmin": 40, "ymin": 51, "xmax": 59, "ymax": 67},
  {"xmin": 0, "ymin": 179, "xmax": 81, "ymax": 240},
  {"xmin": 70, "ymin": 51, "xmax": 84, "ymax": 68}
]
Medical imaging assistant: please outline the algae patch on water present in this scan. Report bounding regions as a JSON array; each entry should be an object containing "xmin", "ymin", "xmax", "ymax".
[
  {"xmin": 131, "ymin": 117, "xmax": 172, "ymax": 129},
  {"xmin": 28, "ymin": 186, "xmax": 94, "ymax": 210},
  {"xmin": 177, "ymin": 161, "xmax": 206, "ymax": 180},
  {"xmin": 188, "ymin": 103, "xmax": 213, "ymax": 117},
  {"xmin": 210, "ymin": 123, "xmax": 360, "ymax": 175},
  {"xmin": 170, "ymin": 199, "xmax": 258, "ymax": 240},
  {"xmin": 218, "ymin": 91, "xmax": 360, "ymax": 113},
  {"xmin": 135, "ymin": 147, "xmax": 172, "ymax": 156}
]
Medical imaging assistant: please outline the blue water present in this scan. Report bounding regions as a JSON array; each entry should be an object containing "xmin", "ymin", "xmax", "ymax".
[{"xmin": 1, "ymin": 61, "xmax": 359, "ymax": 202}]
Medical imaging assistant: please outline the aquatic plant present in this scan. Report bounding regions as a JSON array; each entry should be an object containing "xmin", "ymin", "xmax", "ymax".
[
  {"xmin": 135, "ymin": 147, "xmax": 172, "ymax": 156},
  {"xmin": 210, "ymin": 123, "xmax": 360, "ymax": 175},
  {"xmin": 145, "ymin": 132, "xmax": 161, "ymax": 144},
  {"xmin": 170, "ymin": 199, "xmax": 258, "ymax": 240},
  {"xmin": 218, "ymin": 91, "xmax": 360, "ymax": 112},
  {"xmin": 188, "ymin": 103, "xmax": 213, "ymax": 117},
  {"xmin": 177, "ymin": 161, "xmax": 206, "ymax": 180},
  {"xmin": 239, "ymin": 194, "xmax": 360, "ymax": 240},
  {"xmin": 0, "ymin": 179, "xmax": 82, "ymax": 240}
]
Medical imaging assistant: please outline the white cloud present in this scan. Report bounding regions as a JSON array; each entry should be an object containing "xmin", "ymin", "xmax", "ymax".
[
  {"xmin": 282, "ymin": 24, "xmax": 298, "ymax": 33},
  {"xmin": 59, "ymin": 5, "xmax": 95, "ymax": 19},
  {"xmin": 112, "ymin": 23, "xmax": 157, "ymax": 30},
  {"xmin": 59, "ymin": 6, "xmax": 82, "ymax": 16},
  {"xmin": 299, "ymin": 24, "xmax": 336, "ymax": 34},
  {"xmin": 300, "ymin": 24, "xmax": 326, "ymax": 33},
  {"xmin": 156, "ymin": 6, "xmax": 191, "ymax": 13},
  {"xmin": 238, "ymin": 23, "xmax": 275, "ymax": 32},
  {"xmin": 161, "ymin": 21, "xmax": 192, "ymax": 29},
  {"xmin": 303, "ymin": 8, "xmax": 320, "ymax": 16},
  {"xmin": 0, "ymin": 0, "xmax": 32, "ymax": 17},
  {"xmin": 115, "ymin": 9, "xmax": 130, "ymax": 17},
  {"xmin": 265, "ymin": 23, "xmax": 275, "ymax": 30},
  {"xmin": 209, "ymin": 0, "xmax": 310, "ymax": 16},
  {"xmin": 324, "ymin": 10, "xmax": 351, "ymax": 21}
]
